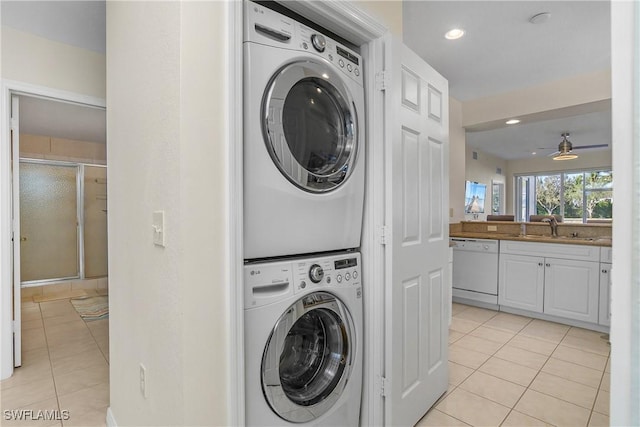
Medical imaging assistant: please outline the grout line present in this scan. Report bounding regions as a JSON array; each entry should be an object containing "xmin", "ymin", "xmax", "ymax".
[{"xmin": 39, "ymin": 301, "xmax": 64, "ymax": 420}]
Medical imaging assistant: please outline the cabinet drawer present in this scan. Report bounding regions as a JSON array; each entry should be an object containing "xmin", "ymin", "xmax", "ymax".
[
  {"xmin": 500, "ymin": 241, "xmax": 600, "ymax": 262},
  {"xmin": 600, "ymin": 247, "xmax": 612, "ymax": 263}
]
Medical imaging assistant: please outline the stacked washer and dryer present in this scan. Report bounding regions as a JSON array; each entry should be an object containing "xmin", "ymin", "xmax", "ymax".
[{"xmin": 243, "ymin": 2, "xmax": 366, "ymax": 426}]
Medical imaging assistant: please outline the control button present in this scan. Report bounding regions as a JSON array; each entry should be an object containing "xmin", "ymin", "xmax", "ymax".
[
  {"xmin": 311, "ymin": 34, "xmax": 326, "ymax": 52},
  {"xmin": 353, "ymin": 271, "xmax": 358, "ymax": 279},
  {"xmin": 345, "ymin": 272, "xmax": 351, "ymax": 281},
  {"xmin": 302, "ymin": 42, "xmax": 308, "ymax": 50},
  {"xmin": 347, "ymin": 64, "xmax": 352, "ymax": 72},
  {"xmin": 300, "ymin": 281, "xmax": 306, "ymax": 289},
  {"xmin": 309, "ymin": 264, "xmax": 324, "ymax": 283},
  {"xmin": 328, "ymin": 54, "xmax": 334, "ymax": 61},
  {"xmin": 354, "ymin": 68, "xmax": 360, "ymax": 76},
  {"xmin": 337, "ymin": 274, "xmax": 343, "ymax": 283},
  {"xmin": 326, "ymin": 276, "xmax": 331, "ymax": 284},
  {"xmin": 338, "ymin": 59, "xmax": 345, "ymax": 68}
]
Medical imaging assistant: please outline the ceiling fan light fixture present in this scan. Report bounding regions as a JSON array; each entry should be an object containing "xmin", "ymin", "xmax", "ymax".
[{"xmin": 553, "ymin": 152, "xmax": 579, "ymax": 161}]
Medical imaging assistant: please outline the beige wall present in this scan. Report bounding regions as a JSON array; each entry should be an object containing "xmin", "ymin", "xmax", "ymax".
[
  {"xmin": 449, "ymin": 97, "xmax": 466, "ymax": 223},
  {"xmin": 464, "ymin": 146, "xmax": 508, "ymax": 221},
  {"xmin": 1, "ymin": 26, "xmax": 106, "ymax": 99},
  {"xmin": 107, "ymin": 1, "xmax": 229, "ymax": 425},
  {"xmin": 20, "ymin": 134, "xmax": 106, "ymax": 165},
  {"xmin": 356, "ymin": 0, "xmax": 403, "ymax": 36}
]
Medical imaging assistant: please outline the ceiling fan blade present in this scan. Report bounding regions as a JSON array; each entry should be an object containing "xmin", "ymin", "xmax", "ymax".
[
  {"xmin": 547, "ymin": 151, "xmax": 560, "ymax": 157},
  {"xmin": 572, "ymin": 144, "xmax": 609, "ymax": 150}
]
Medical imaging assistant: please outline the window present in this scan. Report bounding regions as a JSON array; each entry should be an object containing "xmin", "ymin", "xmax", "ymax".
[{"xmin": 515, "ymin": 170, "xmax": 613, "ymax": 223}]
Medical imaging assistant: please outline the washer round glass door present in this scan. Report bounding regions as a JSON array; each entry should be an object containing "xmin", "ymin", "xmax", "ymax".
[
  {"xmin": 261, "ymin": 292, "xmax": 354, "ymax": 422},
  {"xmin": 262, "ymin": 60, "xmax": 359, "ymax": 193}
]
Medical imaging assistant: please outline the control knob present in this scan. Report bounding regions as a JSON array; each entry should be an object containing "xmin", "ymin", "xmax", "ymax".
[
  {"xmin": 309, "ymin": 264, "xmax": 324, "ymax": 283},
  {"xmin": 311, "ymin": 34, "xmax": 326, "ymax": 52}
]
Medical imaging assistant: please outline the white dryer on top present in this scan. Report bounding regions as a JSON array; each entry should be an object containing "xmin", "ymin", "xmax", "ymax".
[{"xmin": 243, "ymin": 1, "xmax": 366, "ymax": 260}]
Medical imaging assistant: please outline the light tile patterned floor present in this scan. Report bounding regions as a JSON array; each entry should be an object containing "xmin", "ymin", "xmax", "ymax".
[
  {"xmin": 417, "ymin": 303, "xmax": 611, "ymax": 427},
  {"xmin": 1, "ymin": 297, "xmax": 109, "ymax": 427}
]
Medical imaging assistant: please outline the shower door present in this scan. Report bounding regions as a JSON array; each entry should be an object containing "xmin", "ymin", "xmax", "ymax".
[{"xmin": 19, "ymin": 161, "xmax": 80, "ymax": 282}]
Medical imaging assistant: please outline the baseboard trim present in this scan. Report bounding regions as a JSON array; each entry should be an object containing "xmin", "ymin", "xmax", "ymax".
[{"xmin": 106, "ymin": 407, "xmax": 117, "ymax": 427}]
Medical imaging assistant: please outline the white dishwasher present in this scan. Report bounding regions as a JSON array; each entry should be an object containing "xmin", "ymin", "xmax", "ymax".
[{"xmin": 451, "ymin": 238, "xmax": 499, "ymax": 306}]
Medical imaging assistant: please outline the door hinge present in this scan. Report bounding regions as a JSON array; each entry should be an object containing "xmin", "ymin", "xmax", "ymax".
[
  {"xmin": 375, "ymin": 71, "xmax": 389, "ymax": 91},
  {"xmin": 380, "ymin": 376, "xmax": 388, "ymax": 397},
  {"xmin": 12, "ymin": 320, "xmax": 17, "ymax": 333},
  {"xmin": 379, "ymin": 225, "xmax": 389, "ymax": 245}
]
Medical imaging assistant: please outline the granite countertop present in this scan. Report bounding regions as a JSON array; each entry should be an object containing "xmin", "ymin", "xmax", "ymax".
[{"xmin": 450, "ymin": 231, "xmax": 612, "ymax": 247}]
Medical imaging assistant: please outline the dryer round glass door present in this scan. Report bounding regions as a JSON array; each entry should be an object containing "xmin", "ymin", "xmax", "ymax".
[
  {"xmin": 261, "ymin": 291, "xmax": 354, "ymax": 422},
  {"xmin": 262, "ymin": 60, "xmax": 359, "ymax": 193}
]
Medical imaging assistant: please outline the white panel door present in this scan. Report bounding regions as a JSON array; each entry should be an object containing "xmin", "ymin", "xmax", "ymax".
[
  {"xmin": 384, "ymin": 38, "xmax": 449, "ymax": 427},
  {"xmin": 11, "ymin": 95, "xmax": 21, "ymax": 367}
]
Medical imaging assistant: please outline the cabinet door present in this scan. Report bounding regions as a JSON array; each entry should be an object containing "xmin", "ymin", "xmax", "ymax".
[
  {"xmin": 544, "ymin": 258, "xmax": 600, "ymax": 323},
  {"xmin": 599, "ymin": 263, "xmax": 612, "ymax": 326},
  {"xmin": 499, "ymin": 254, "xmax": 544, "ymax": 312}
]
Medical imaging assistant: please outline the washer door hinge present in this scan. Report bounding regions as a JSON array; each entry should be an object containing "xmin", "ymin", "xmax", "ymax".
[
  {"xmin": 379, "ymin": 225, "xmax": 389, "ymax": 246},
  {"xmin": 375, "ymin": 71, "xmax": 389, "ymax": 91}
]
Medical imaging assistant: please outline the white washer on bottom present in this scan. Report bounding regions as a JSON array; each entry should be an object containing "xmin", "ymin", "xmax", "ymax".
[{"xmin": 244, "ymin": 252, "xmax": 363, "ymax": 426}]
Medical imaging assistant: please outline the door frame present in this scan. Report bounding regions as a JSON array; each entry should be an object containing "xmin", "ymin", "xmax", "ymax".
[{"xmin": 0, "ymin": 79, "xmax": 105, "ymax": 380}]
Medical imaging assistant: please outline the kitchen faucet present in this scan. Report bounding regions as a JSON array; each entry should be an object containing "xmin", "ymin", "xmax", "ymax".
[{"xmin": 541, "ymin": 216, "xmax": 558, "ymax": 237}]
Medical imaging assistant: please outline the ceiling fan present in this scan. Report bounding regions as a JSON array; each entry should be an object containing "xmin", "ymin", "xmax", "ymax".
[{"xmin": 539, "ymin": 132, "xmax": 609, "ymax": 161}]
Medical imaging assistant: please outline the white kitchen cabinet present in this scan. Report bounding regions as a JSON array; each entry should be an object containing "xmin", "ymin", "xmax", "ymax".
[
  {"xmin": 599, "ymin": 263, "xmax": 612, "ymax": 326},
  {"xmin": 499, "ymin": 241, "xmax": 602, "ymax": 325},
  {"xmin": 543, "ymin": 258, "xmax": 600, "ymax": 323},
  {"xmin": 498, "ymin": 253, "xmax": 544, "ymax": 312}
]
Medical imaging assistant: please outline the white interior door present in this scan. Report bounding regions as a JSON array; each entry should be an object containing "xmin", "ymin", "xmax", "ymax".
[
  {"xmin": 11, "ymin": 94, "xmax": 21, "ymax": 367},
  {"xmin": 384, "ymin": 38, "xmax": 449, "ymax": 426}
]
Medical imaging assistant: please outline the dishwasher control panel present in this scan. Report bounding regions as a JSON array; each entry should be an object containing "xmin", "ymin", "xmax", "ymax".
[{"xmin": 450, "ymin": 238, "xmax": 499, "ymax": 253}]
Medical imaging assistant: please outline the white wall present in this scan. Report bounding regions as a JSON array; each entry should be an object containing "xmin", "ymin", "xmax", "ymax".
[
  {"xmin": 357, "ymin": 1, "xmax": 402, "ymax": 36},
  {"xmin": 106, "ymin": 2, "xmax": 229, "ymax": 425},
  {"xmin": 1, "ymin": 26, "xmax": 106, "ymax": 99},
  {"xmin": 610, "ymin": 1, "xmax": 640, "ymax": 425},
  {"xmin": 464, "ymin": 146, "xmax": 508, "ymax": 221},
  {"xmin": 505, "ymin": 150, "xmax": 612, "ymax": 215},
  {"xmin": 449, "ymin": 97, "xmax": 466, "ymax": 222}
]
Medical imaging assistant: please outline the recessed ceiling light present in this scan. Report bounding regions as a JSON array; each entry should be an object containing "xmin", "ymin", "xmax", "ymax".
[
  {"xmin": 444, "ymin": 28, "xmax": 465, "ymax": 40},
  {"xmin": 532, "ymin": 152, "xmax": 537, "ymax": 155},
  {"xmin": 506, "ymin": 119, "xmax": 521, "ymax": 125}
]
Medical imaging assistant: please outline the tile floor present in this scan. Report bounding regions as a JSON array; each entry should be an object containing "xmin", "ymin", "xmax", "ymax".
[
  {"xmin": 417, "ymin": 303, "xmax": 610, "ymax": 427},
  {"xmin": 2, "ymin": 300, "xmax": 610, "ymax": 427},
  {"xmin": 1, "ymin": 296, "xmax": 109, "ymax": 427}
]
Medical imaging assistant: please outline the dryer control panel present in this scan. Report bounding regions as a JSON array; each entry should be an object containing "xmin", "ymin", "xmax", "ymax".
[{"xmin": 244, "ymin": 1, "xmax": 363, "ymax": 86}]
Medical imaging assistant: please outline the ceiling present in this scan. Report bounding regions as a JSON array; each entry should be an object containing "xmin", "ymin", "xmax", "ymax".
[
  {"xmin": 403, "ymin": 1, "xmax": 612, "ymax": 160},
  {"xmin": 1, "ymin": 1, "xmax": 105, "ymax": 53},
  {"xmin": 1, "ymin": 1, "xmax": 612, "ymax": 160},
  {"xmin": 18, "ymin": 96, "xmax": 106, "ymax": 144}
]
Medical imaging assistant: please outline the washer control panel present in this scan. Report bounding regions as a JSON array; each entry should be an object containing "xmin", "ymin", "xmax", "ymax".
[{"xmin": 293, "ymin": 253, "xmax": 361, "ymax": 294}]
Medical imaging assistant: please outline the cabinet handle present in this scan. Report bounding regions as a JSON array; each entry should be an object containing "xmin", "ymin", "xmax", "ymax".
[
  {"xmin": 546, "ymin": 263, "xmax": 551, "ymax": 267},
  {"xmin": 538, "ymin": 262, "xmax": 543, "ymax": 267},
  {"xmin": 602, "ymin": 269, "xmax": 608, "ymax": 273}
]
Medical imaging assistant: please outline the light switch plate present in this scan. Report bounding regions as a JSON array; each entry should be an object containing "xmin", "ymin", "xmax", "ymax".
[
  {"xmin": 152, "ymin": 211, "xmax": 165, "ymax": 247},
  {"xmin": 487, "ymin": 225, "xmax": 498, "ymax": 232}
]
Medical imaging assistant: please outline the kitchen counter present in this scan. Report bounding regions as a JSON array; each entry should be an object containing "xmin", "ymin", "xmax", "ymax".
[
  {"xmin": 450, "ymin": 231, "xmax": 612, "ymax": 247},
  {"xmin": 450, "ymin": 221, "xmax": 612, "ymax": 247}
]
